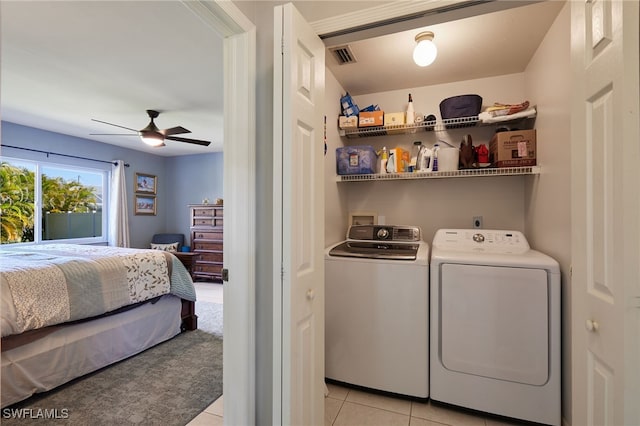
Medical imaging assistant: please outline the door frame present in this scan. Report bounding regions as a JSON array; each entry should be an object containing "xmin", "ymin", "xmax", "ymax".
[{"xmin": 184, "ymin": 2, "xmax": 256, "ymax": 425}]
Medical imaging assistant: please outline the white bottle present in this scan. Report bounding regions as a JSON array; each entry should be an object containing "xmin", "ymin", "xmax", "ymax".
[
  {"xmin": 386, "ymin": 150, "xmax": 396, "ymax": 173},
  {"xmin": 406, "ymin": 93, "xmax": 415, "ymax": 125},
  {"xmin": 431, "ymin": 144, "xmax": 440, "ymax": 172},
  {"xmin": 417, "ymin": 146, "xmax": 432, "ymax": 171},
  {"xmin": 379, "ymin": 147, "xmax": 388, "ymax": 174}
]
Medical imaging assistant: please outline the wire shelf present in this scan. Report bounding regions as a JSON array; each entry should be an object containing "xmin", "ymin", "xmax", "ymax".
[
  {"xmin": 336, "ymin": 166, "xmax": 541, "ymax": 182},
  {"xmin": 338, "ymin": 114, "xmax": 535, "ymax": 138}
]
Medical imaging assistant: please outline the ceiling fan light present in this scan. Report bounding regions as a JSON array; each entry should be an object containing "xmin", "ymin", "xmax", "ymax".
[
  {"xmin": 413, "ymin": 31, "xmax": 437, "ymax": 67},
  {"xmin": 140, "ymin": 131, "xmax": 165, "ymax": 147}
]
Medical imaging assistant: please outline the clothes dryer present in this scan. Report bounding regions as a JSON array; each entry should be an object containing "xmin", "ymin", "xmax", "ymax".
[
  {"xmin": 325, "ymin": 225, "xmax": 429, "ymax": 399},
  {"xmin": 430, "ymin": 229, "xmax": 560, "ymax": 425}
]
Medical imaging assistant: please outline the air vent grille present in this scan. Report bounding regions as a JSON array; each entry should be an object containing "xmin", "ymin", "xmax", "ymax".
[{"xmin": 329, "ymin": 45, "xmax": 357, "ymax": 64}]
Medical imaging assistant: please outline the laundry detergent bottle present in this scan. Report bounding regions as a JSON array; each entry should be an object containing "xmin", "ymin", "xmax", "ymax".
[
  {"xmin": 386, "ymin": 150, "xmax": 396, "ymax": 173},
  {"xmin": 379, "ymin": 147, "xmax": 388, "ymax": 174},
  {"xmin": 417, "ymin": 145, "xmax": 432, "ymax": 171},
  {"xmin": 431, "ymin": 144, "xmax": 440, "ymax": 172}
]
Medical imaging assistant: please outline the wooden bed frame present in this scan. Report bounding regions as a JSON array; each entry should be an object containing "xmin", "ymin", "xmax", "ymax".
[{"xmin": 181, "ymin": 299, "xmax": 198, "ymax": 331}]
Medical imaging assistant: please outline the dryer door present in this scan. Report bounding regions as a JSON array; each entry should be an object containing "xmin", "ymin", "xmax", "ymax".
[{"xmin": 439, "ymin": 263, "xmax": 549, "ymax": 385}]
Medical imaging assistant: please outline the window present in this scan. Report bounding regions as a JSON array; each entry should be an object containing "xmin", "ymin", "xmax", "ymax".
[{"xmin": 1, "ymin": 158, "xmax": 109, "ymax": 245}]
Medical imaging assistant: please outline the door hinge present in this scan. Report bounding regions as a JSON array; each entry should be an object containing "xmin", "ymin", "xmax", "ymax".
[{"xmin": 221, "ymin": 268, "xmax": 229, "ymax": 282}]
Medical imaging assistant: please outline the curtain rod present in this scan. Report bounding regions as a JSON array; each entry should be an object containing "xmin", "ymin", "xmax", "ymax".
[{"xmin": 1, "ymin": 145, "xmax": 130, "ymax": 167}]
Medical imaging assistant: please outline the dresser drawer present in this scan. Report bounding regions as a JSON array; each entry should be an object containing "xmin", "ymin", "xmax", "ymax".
[
  {"xmin": 192, "ymin": 230, "xmax": 223, "ymax": 240},
  {"xmin": 192, "ymin": 217, "xmax": 222, "ymax": 227},
  {"xmin": 194, "ymin": 263, "xmax": 223, "ymax": 274},
  {"xmin": 193, "ymin": 207, "xmax": 223, "ymax": 217},
  {"xmin": 196, "ymin": 252, "xmax": 223, "ymax": 262},
  {"xmin": 193, "ymin": 241, "xmax": 223, "ymax": 251}
]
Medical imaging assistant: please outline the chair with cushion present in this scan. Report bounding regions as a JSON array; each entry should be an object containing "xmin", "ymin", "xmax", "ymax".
[{"xmin": 150, "ymin": 233, "xmax": 185, "ymax": 252}]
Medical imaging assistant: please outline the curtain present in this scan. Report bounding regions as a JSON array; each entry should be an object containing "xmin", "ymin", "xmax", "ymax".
[{"xmin": 109, "ymin": 160, "xmax": 130, "ymax": 247}]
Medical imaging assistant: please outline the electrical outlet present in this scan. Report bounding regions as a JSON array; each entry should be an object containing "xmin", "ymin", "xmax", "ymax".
[{"xmin": 473, "ymin": 216, "xmax": 483, "ymax": 229}]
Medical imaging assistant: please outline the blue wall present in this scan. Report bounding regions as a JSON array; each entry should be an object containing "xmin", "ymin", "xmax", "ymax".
[
  {"xmin": 1, "ymin": 121, "xmax": 223, "ymax": 248},
  {"xmin": 165, "ymin": 153, "xmax": 224, "ymax": 247}
]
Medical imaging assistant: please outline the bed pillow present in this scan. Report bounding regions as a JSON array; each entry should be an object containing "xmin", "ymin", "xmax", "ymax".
[{"xmin": 150, "ymin": 242, "xmax": 179, "ymax": 252}]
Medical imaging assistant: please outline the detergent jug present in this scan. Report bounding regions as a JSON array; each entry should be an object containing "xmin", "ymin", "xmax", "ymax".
[{"xmin": 416, "ymin": 144, "xmax": 432, "ymax": 172}]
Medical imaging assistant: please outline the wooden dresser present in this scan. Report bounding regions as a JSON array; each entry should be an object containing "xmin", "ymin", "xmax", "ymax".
[{"xmin": 189, "ymin": 204, "xmax": 223, "ymax": 282}]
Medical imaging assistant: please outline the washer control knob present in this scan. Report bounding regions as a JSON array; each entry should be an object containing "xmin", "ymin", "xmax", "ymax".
[
  {"xmin": 585, "ymin": 319, "xmax": 599, "ymax": 332},
  {"xmin": 473, "ymin": 233, "xmax": 485, "ymax": 243},
  {"xmin": 377, "ymin": 228, "xmax": 390, "ymax": 240}
]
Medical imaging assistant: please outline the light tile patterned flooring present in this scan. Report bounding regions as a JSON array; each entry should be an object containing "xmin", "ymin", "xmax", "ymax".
[
  {"xmin": 324, "ymin": 383, "xmax": 525, "ymax": 426},
  {"xmin": 187, "ymin": 283, "xmax": 524, "ymax": 426}
]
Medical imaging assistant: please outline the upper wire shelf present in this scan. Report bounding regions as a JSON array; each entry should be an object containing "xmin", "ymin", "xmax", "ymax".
[{"xmin": 338, "ymin": 113, "xmax": 536, "ymax": 138}]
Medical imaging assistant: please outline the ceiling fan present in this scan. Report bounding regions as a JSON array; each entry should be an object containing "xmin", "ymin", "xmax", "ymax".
[{"xmin": 91, "ymin": 110, "xmax": 211, "ymax": 147}]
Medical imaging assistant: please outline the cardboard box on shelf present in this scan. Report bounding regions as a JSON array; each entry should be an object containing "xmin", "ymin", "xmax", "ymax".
[
  {"xmin": 384, "ymin": 112, "xmax": 405, "ymax": 126},
  {"xmin": 387, "ymin": 147, "xmax": 409, "ymax": 173},
  {"xmin": 338, "ymin": 116, "xmax": 358, "ymax": 129},
  {"xmin": 336, "ymin": 145, "xmax": 378, "ymax": 175},
  {"xmin": 358, "ymin": 111, "xmax": 384, "ymax": 127},
  {"xmin": 489, "ymin": 129, "xmax": 537, "ymax": 167},
  {"xmin": 384, "ymin": 112, "xmax": 405, "ymax": 134}
]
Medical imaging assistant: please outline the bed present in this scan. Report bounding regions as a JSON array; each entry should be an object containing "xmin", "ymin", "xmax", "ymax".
[{"xmin": 0, "ymin": 244, "xmax": 198, "ymax": 408}]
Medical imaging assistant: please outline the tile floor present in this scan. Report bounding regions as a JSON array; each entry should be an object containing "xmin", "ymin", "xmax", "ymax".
[
  {"xmin": 324, "ymin": 383, "xmax": 525, "ymax": 426},
  {"xmin": 187, "ymin": 282, "xmax": 525, "ymax": 426}
]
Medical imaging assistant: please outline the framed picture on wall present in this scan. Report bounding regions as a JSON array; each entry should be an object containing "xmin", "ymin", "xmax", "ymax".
[
  {"xmin": 135, "ymin": 195, "xmax": 156, "ymax": 215},
  {"xmin": 135, "ymin": 172, "xmax": 157, "ymax": 194}
]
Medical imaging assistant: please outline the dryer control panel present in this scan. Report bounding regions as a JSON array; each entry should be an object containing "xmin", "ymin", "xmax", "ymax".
[{"xmin": 433, "ymin": 229, "xmax": 530, "ymax": 253}]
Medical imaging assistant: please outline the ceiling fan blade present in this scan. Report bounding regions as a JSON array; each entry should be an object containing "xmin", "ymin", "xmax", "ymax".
[
  {"xmin": 90, "ymin": 133, "xmax": 138, "ymax": 136},
  {"xmin": 166, "ymin": 136, "xmax": 211, "ymax": 146},
  {"xmin": 161, "ymin": 126, "xmax": 190, "ymax": 136},
  {"xmin": 91, "ymin": 118, "xmax": 139, "ymax": 132}
]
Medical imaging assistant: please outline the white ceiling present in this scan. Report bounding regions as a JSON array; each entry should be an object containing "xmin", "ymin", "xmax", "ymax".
[
  {"xmin": 0, "ymin": 1, "xmax": 563, "ymax": 157},
  {"xmin": 1, "ymin": 1, "xmax": 224, "ymax": 156}
]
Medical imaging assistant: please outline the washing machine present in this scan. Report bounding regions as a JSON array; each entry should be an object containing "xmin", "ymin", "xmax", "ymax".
[
  {"xmin": 430, "ymin": 229, "xmax": 560, "ymax": 425},
  {"xmin": 325, "ymin": 225, "xmax": 429, "ymax": 399}
]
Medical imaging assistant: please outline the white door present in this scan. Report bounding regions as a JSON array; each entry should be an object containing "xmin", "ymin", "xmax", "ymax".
[
  {"xmin": 273, "ymin": 3, "xmax": 325, "ymax": 425},
  {"xmin": 571, "ymin": 1, "xmax": 640, "ymax": 425}
]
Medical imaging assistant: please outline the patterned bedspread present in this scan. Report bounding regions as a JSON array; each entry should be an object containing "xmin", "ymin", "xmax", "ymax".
[{"xmin": 0, "ymin": 244, "xmax": 196, "ymax": 338}]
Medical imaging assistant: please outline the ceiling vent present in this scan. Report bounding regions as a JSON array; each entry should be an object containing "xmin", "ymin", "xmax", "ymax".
[{"xmin": 329, "ymin": 45, "xmax": 357, "ymax": 65}]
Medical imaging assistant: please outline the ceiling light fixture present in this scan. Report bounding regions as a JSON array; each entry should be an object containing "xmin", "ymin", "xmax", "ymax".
[
  {"xmin": 138, "ymin": 116, "xmax": 165, "ymax": 146},
  {"xmin": 139, "ymin": 131, "xmax": 165, "ymax": 147},
  {"xmin": 413, "ymin": 31, "xmax": 437, "ymax": 67}
]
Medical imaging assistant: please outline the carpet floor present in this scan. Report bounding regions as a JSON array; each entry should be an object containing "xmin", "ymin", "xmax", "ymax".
[
  {"xmin": 4, "ymin": 320, "xmax": 223, "ymax": 425},
  {"xmin": 195, "ymin": 301, "xmax": 223, "ymax": 337}
]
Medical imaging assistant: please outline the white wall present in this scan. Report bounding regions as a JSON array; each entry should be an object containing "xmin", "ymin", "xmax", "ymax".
[
  {"xmin": 324, "ymin": 70, "xmax": 350, "ymax": 246},
  {"xmin": 523, "ymin": 3, "xmax": 572, "ymax": 423}
]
